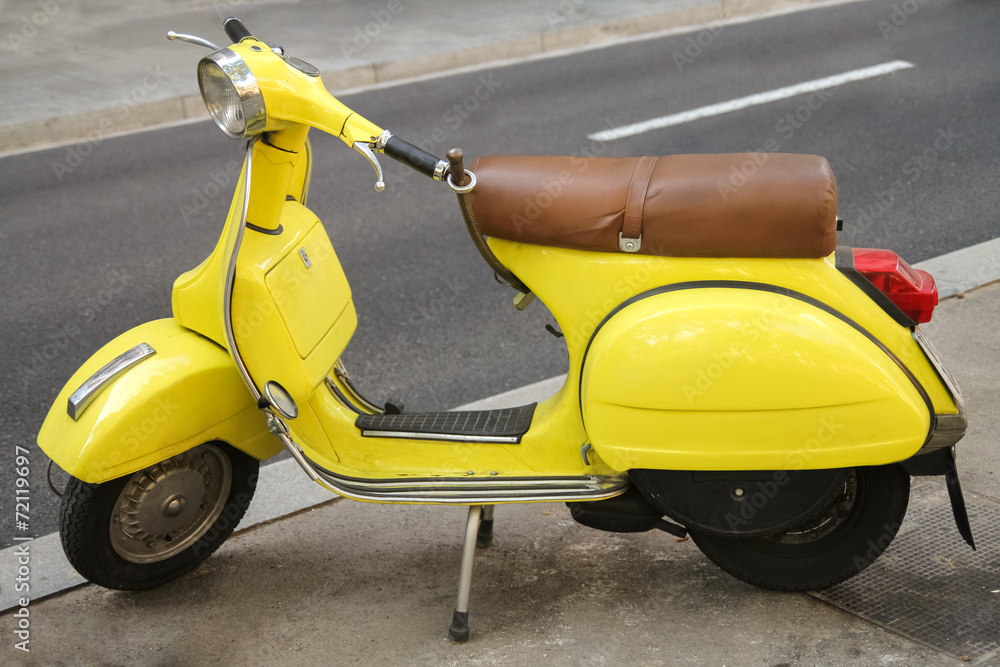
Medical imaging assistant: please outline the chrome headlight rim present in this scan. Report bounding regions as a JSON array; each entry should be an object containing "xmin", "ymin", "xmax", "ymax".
[{"xmin": 197, "ymin": 47, "xmax": 267, "ymax": 140}]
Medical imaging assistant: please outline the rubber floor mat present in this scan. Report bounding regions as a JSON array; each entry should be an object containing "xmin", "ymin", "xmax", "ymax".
[{"xmin": 356, "ymin": 403, "xmax": 536, "ymax": 443}]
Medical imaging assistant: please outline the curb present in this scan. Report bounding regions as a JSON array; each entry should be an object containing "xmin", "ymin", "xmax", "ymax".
[{"xmin": 1, "ymin": 0, "xmax": 851, "ymax": 155}]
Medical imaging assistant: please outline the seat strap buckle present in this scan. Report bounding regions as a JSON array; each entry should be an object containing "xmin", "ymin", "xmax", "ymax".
[{"xmin": 618, "ymin": 232, "xmax": 642, "ymax": 253}]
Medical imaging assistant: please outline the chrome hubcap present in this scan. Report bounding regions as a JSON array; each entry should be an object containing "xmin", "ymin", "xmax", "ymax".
[{"xmin": 110, "ymin": 444, "xmax": 232, "ymax": 563}]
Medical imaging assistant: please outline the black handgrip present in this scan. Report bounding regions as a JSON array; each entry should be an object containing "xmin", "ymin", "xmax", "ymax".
[
  {"xmin": 383, "ymin": 136, "xmax": 441, "ymax": 179},
  {"xmin": 224, "ymin": 17, "xmax": 253, "ymax": 43}
]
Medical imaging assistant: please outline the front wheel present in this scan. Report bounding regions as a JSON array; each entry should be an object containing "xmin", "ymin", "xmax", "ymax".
[
  {"xmin": 60, "ymin": 441, "xmax": 259, "ymax": 590},
  {"xmin": 690, "ymin": 465, "xmax": 909, "ymax": 591}
]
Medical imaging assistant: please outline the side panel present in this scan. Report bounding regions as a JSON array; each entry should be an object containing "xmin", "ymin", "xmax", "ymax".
[
  {"xmin": 581, "ymin": 286, "xmax": 931, "ymax": 471},
  {"xmin": 37, "ymin": 319, "xmax": 281, "ymax": 483}
]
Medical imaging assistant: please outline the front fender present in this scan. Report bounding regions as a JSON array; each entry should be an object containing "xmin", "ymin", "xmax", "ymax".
[{"xmin": 38, "ymin": 318, "xmax": 282, "ymax": 483}]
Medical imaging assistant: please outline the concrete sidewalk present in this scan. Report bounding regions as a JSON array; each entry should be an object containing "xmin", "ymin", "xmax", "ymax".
[
  {"xmin": 4, "ymin": 281, "xmax": 999, "ymax": 665},
  {"xmin": 0, "ymin": 0, "xmax": 843, "ymax": 153}
]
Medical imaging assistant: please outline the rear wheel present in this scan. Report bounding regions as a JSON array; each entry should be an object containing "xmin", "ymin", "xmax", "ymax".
[
  {"xmin": 60, "ymin": 442, "xmax": 259, "ymax": 590},
  {"xmin": 690, "ymin": 465, "xmax": 909, "ymax": 591}
]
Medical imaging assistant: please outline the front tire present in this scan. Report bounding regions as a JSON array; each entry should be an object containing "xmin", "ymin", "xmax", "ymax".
[
  {"xmin": 690, "ymin": 465, "xmax": 909, "ymax": 591},
  {"xmin": 60, "ymin": 442, "xmax": 259, "ymax": 590}
]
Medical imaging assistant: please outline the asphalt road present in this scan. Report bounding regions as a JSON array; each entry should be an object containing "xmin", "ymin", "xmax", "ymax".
[{"xmin": 1, "ymin": 0, "xmax": 997, "ymax": 547}]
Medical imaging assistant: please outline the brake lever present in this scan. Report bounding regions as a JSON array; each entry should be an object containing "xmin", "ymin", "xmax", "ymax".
[
  {"xmin": 352, "ymin": 142, "xmax": 386, "ymax": 192},
  {"xmin": 166, "ymin": 31, "xmax": 220, "ymax": 50}
]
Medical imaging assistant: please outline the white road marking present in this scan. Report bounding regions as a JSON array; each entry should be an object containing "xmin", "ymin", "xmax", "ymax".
[{"xmin": 588, "ymin": 60, "xmax": 915, "ymax": 142}]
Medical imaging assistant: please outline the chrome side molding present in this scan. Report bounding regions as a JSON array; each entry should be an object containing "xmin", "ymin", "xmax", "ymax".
[
  {"xmin": 268, "ymin": 416, "xmax": 629, "ymax": 504},
  {"xmin": 67, "ymin": 343, "xmax": 156, "ymax": 421}
]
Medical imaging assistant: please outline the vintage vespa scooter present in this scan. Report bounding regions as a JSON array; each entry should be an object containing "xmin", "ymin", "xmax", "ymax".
[{"xmin": 39, "ymin": 18, "xmax": 972, "ymax": 642}]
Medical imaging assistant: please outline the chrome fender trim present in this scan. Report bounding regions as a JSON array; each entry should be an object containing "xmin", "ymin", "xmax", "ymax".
[{"xmin": 67, "ymin": 343, "xmax": 156, "ymax": 421}]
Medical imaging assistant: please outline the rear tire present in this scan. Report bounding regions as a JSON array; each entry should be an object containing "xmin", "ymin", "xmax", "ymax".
[
  {"xmin": 60, "ymin": 442, "xmax": 259, "ymax": 590},
  {"xmin": 690, "ymin": 465, "xmax": 909, "ymax": 591}
]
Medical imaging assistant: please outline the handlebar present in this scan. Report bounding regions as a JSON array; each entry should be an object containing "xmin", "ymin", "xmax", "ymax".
[
  {"xmin": 382, "ymin": 136, "xmax": 445, "ymax": 180},
  {"xmin": 180, "ymin": 17, "xmax": 456, "ymax": 186},
  {"xmin": 224, "ymin": 17, "xmax": 253, "ymax": 43}
]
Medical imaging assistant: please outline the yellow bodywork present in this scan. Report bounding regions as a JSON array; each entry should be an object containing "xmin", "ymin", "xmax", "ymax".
[
  {"xmin": 37, "ymin": 35, "xmax": 959, "ymax": 489},
  {"xmin": 37, "ymin": 319, "xmax": 281, "ymax": 483},
  {"xmin": 490, "ymin": 241, "xmax": 957, "ymax": 472}
]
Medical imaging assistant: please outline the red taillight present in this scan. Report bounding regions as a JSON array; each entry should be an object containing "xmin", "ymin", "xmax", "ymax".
[{"xmin": 852, "ymin": 248, "xmax": 938, "ymax": 323}]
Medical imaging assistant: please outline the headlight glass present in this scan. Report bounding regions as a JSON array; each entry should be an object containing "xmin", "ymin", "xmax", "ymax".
[{"xmin": 197, "ymin": 48, "xmax": 266, "ymax": 139}]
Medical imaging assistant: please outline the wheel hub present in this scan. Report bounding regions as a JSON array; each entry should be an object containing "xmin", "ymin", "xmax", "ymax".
[
  {"xmin": 111, "ymin": 444, "xmax": 232, "ymax": 563},
  {"xmin": 764, "ymin": 471, "xmax": 858, "ymax": 544}
]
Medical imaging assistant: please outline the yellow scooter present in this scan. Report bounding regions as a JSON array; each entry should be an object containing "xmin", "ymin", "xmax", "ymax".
[{"xmin": 39, "ymin": 18, "xmax": 972, "ymax": 642}]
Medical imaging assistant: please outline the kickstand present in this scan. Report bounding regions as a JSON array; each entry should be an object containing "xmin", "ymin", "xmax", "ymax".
[{"xmin": 448, "ymin": 505, "xmax": 483, "ymax": 643}]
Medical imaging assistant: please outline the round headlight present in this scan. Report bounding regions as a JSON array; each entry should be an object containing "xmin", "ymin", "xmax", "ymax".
[{"xmin": 197, "ymin": 48, "xmax": 266, "ymax": 139}]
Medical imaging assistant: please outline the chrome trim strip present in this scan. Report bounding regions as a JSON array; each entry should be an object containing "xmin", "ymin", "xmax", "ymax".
[
  {"xmin": 324, "ymin": 376, "xmax": 363, "ymax": 415},
  {"xmin": 359, "ymin": 429, "xmax": 521, "ymax": 444},
  {"xmin": 67, "ymin": 343, "xmax": 155, "ymax": 421},
  {"xmin": 223, "ymin": 137, "xmax": 263, "ymax": 402},
  {"xmin": 913, "ymin": 327, "xmax": 964, "ymax": 407},
  {"xmin": 318, "ymin": 474, "xmax": 610, "ymax": 491},
  {"xmin": 332, "ymin": 361, "xmax": 384, "ymax": 414},
  {"xmin": 918, "ymin": 409, "xmax": 968, "ymax": 453},
  {"xmin": 273, "ymin": 430, "xmax": 628, "ymax": 504}
]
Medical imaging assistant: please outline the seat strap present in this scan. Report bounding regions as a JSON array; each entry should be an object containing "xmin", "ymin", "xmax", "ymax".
[{"xmin": 619, "ymin": 156, "xmax": 658, "ymax": 253}]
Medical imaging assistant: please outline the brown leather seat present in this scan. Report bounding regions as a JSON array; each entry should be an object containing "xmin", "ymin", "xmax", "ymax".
[{"xmin": 466, "ymin": 154, "xmax": 838, "ymax": 259}]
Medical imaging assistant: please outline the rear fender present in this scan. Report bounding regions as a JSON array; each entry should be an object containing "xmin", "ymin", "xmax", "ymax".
[{"xmin": 38, "ymin": 318, "xmax": 281, "ymax": 483}]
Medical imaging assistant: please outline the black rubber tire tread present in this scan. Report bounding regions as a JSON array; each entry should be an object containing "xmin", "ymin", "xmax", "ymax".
[
  {"xmin": 60, "ymin": 442, "xmax": 259, "ymax": 591},
  {"xmin": 690, "ymin": 464, "xmax": 910, "ymax": 592}
]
